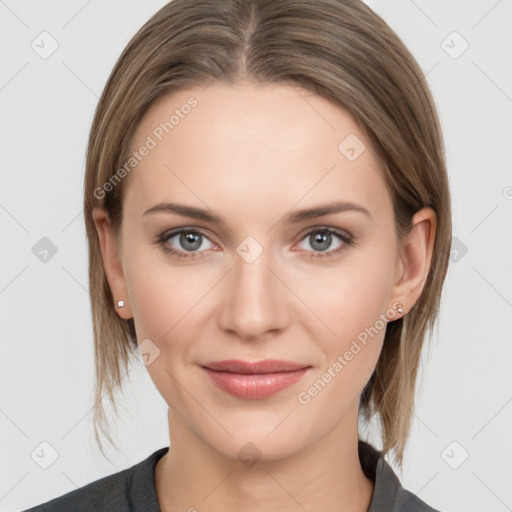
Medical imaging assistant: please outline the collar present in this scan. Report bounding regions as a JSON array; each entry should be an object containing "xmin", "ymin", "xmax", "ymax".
[{"xmin": 359, "ymin": 440, "xmax": 404, "ymax": 510}]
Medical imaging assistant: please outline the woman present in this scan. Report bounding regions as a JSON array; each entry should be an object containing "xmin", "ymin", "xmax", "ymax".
[{"xmin": 24, "ymin": 0, "xmax": 451, "ymax": 510}]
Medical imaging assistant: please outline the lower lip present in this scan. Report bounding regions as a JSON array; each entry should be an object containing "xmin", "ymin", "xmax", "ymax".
[{"xmin": 202, "ymin": 367, "xmax": 310, "ymax": 399}]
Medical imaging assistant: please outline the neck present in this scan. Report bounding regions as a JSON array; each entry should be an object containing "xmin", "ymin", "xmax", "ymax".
[{"xmin": 155, "ymin": 408, "xmax": 374, "ymax": 512}]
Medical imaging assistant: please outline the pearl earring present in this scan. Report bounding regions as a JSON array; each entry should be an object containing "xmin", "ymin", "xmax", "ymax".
[
  {"xmin": 117, "ymin": 300, "xmax": 125, "ymax": 308},
  {"xmin": 394, "ymin": 302, "xmax": 404, "ymax": 314}
]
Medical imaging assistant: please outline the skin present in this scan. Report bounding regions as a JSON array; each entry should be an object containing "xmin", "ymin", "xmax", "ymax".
[{"xmin": 93, "ymin": 81, "xmax": 436, "ymax": 512}]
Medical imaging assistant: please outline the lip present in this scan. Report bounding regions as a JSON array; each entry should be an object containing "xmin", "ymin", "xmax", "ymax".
[
  {"xmin": 202, "ymin": 359, "xmax": 309, "ymax": 374},
  {"xmin": 201, "ymin": 359, "xmax": 311, "ymax": 399}
]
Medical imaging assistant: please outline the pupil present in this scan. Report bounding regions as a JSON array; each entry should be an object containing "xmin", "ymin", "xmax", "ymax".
[
  {"xmin": 182, "ymin": 232, "xmax": 201, "ymax": 250},
  {"xmin": 312, "ymin": 232, "xmax": 330, "ymax": 252}
]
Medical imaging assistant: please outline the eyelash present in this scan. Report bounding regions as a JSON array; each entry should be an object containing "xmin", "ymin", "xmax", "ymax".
[{"xmin": 156, "ymin": 226, "xmax": 355, "ymax": 260}]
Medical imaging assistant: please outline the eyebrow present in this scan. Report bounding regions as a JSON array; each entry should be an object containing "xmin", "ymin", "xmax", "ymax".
[{"xmin": 143, "ymin": 200, "xmax": 371, "ymax": 224}]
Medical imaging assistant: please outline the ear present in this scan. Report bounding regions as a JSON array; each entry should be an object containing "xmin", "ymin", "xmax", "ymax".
[
  {"xmin": 92, "ymin": 207, "xmax": 133, "ymax": 320},
  {"xmin": 389, "ymin": 207, "xmax": 437, "ymax": 317}
]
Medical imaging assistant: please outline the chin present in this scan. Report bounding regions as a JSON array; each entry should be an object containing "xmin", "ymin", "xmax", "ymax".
[
  {"xmin": 216, "ymin": 435, "xmax": 305, "ymax": 466},
  {"xmin": 197, "ymin": 416, "xmax": 311, "ymax": 465}
]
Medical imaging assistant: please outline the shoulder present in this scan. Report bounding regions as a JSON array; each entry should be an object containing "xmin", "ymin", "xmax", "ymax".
[
  {"xmin": 21, "ymin": 447, "xmax": 169, "ymax": 512},
  {"xmin": 359, "ymin": 440, "xmax": 442, "ymax": 512},
  {"xmin": 375, "ymin": 460, "xmax": 442, "ymax": 511},
  {"xmin": 21, "ymin": 468, "xmax": 131, "ymax": 512},
  {"xmin": 402, "ymin": 489, "xmax": 442, "ymax": 511}
]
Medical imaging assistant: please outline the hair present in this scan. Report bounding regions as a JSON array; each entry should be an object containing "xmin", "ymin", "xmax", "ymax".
[{"xmin": 83, "ymin": 0, "xmax": 452, "ymax": 467}]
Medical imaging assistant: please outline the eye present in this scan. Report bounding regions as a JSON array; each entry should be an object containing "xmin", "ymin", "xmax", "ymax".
[
  {"xmin": 157, "ymin": 228, "xmax": 216, "ymax": 259},
  {"xmin": 295, "ymin": 227, "xmax": 354, "ymax": 259},
  {"xmin": 156, "ymin": 226, "xmax": 354, "ymax": 260}
]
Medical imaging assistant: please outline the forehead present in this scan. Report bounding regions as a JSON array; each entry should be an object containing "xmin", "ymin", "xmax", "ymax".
[{"xmin": 124, "ymin": 82, "xmax": 390, "ymax": 221}]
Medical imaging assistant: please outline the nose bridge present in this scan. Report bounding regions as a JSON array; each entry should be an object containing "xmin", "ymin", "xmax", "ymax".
[{"xmin": 219, "ymin": 236, "xmax": 289, "ymax": 339}]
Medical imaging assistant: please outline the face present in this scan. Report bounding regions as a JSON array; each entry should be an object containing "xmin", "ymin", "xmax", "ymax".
[{"xmin": 95, "ymin": 81, "xmax": 424, "ymax": 464}]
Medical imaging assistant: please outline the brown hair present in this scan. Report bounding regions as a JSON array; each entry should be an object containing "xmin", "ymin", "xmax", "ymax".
[{"xmin": 84, "ymin": 0, "xmax": 451, "ymax": 467}]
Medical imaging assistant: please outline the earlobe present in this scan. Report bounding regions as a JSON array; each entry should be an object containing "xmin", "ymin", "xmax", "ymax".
[
  {"xmin": 389, "ymin": 207, "xmax": 437, "ymax": 316},
  {"xmin": 92, "ymin": 207, "xmax": 133, "ymax": 319}
]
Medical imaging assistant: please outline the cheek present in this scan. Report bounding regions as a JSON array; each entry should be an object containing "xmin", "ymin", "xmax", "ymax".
[
  {"xmin": 122, "ymin": 246, "xmax": 210, "ymax": 403},
  {"xmin": 299, "ymin": 249, "xmax": 395, "ymax": 345},
  {"xmin": 296, "ymin": 266, "xmax": 391, "ymax": 420},
  {"xmin": 295, "ymin": 243, "xmax": 395, "ymax": 393},
  {"xmin": 124, "ymin": 241, "xmax": 212, "ymax": 341}
]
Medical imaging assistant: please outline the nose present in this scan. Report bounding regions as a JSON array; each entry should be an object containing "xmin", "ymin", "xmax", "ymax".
[{"xmin": 217, "ymin": 246, "xmax": 291, "ymax": 341}]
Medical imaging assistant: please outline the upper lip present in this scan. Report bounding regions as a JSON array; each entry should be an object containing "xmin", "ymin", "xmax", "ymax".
[{"xmin": 201, "ymin": 359, "xmax": 310, "ymax": 374}]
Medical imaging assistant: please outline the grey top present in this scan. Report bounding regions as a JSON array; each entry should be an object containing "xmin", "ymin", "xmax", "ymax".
[{"xmin": 22, "ymin": 441, "xmax": 440, "ymax": 511}]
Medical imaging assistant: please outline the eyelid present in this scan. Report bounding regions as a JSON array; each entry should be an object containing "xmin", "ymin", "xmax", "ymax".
[
  {"xmin": 157, "ymin": 225, "xmax": 355, "ymax": 258},
  {"xmin": 291, "ymin": 226, "xmax": 354, "ymax": 258},
  {"xmin": 295, "ymin": 224, "xmax": 353, "ymax": 243},
  {"xmin": 157, "ymin": 227, "xmax": 219, "ymax": 255}
]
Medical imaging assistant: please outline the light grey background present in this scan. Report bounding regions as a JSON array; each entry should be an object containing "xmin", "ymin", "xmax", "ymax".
[{"xmin": 1, "ymin": 1, "xmax": 511, "ymax": 511}]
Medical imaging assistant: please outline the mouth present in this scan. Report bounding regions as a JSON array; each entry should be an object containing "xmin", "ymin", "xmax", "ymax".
[{"xmin": 200, "ymin": 359, "xmax": 311, "ymax": 399}]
